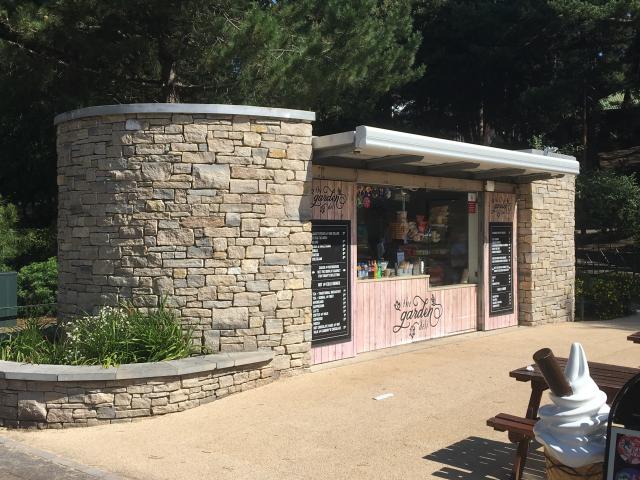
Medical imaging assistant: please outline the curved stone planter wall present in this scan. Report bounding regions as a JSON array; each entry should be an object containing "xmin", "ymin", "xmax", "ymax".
[
  {"xmin": 55, "ymin": 104, "xmax": 315, "ymax": 374},
  {"xmin": 0, "ymin": 351, "xmax": 273, "ymax": 429}
]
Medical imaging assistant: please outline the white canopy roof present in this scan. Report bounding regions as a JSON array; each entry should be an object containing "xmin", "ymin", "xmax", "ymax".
[{"xmin": 313, "ymin": 126, "xmax": 579, "ymax": 181}]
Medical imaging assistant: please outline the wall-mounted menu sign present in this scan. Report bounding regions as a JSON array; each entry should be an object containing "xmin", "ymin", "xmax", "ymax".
[
  {"xmin": 489, "ymin": 222, "xmax": 514, "ymax": 315},
  {"xmin": 311, "ymin": 220, "xmax": 351, "ymax": 345}
]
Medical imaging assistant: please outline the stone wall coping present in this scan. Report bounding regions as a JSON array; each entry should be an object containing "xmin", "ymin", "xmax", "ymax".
[
  {"xmin": 0, "ymin": 350, "xmax": 274, "ymax": 382},
  {"xmin": 54, "ymin": 103, "xmax": 316, "ymax": 125}
]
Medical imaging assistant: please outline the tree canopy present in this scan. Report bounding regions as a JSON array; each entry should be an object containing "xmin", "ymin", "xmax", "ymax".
[
  {"xmin": 1, "ymin": 0, "xmax": 640, "ymax": 226},
  {"xmin": 394, "ymin": 1, "xmax": 640, "ymax": 159},
  {"xmin": 0, "ymin": 0, "xmax": 422, "ymax": 223}
]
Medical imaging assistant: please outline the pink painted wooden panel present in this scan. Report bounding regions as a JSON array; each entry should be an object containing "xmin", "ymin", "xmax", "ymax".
[
  {"xmin": 354, "ymin": 279, "xmax": 477, "ymax": 353},
  {"xmin": 311, "ymin": 180, "xmax": 357, "ymax": 365},
  {"xmin": 482, "ymin": 192, "xmax": 518, "ymax": 330}
]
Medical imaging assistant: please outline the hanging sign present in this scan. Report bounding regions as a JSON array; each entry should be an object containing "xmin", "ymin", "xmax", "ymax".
[
  {"xmin": 311, "ymin": 220, "xmax": 351, "ymax": 345},
  {"xmin": 489, "ymin": 192, "xmax": 515, "ymax": 222},
  {"xmin": 605, "ymin": 373, "xmax": 640, "ymax": 479},
  {"xmin": 489, "ymin": 222, "xmax": 514, "ymax": 315},
  {"xmin": 311, "ymin": 185, "xmax": 346, "ymax": 215}
]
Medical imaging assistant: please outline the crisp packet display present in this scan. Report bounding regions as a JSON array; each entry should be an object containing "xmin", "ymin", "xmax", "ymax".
[
  {"xmin": 618, "ymin": 435, "xmax": 640, "ymax": 465},
  {"xmin": 615, "ymin": 467, "xmax": 640, "ymax": 480}
]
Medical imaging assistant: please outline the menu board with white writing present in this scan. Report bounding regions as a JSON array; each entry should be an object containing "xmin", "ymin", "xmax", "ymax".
[
  {"xmin": 311, "ymin": 220, "xmax": 351, "ymax": 345},
  {"xmin": 489, "ymin": 222, "xmax": 514, "ymax": 315}
]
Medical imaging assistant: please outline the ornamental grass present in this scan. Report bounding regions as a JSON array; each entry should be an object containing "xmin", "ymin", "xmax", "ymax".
[{"xmin": 0, "ymin": 300, "xmax": 197, "ymax": 367}]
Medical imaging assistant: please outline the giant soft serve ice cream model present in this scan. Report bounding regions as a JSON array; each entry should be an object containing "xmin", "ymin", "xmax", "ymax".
[{"xmin": 533, "ymin": 343, "xmax": 610, "ymax": 478}]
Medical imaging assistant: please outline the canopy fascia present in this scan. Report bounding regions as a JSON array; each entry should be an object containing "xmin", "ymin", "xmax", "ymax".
[{"xmin": 313, "ymin": 126, "xmax": 579, "ymax": 181}]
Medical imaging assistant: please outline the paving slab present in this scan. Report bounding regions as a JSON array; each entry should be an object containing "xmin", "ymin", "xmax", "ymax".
[
  {"xmin": 0, "ymin": 435, "xmax": 123, "ymax": 479},
  {"xmin": 2, "ymin": 316, "xmax": 640, "ymax": 480}
]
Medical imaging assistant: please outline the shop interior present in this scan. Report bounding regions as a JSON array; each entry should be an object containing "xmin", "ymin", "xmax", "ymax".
[{"xmin": 356, "ymin": 185, "xmax": 479, "ymax": 286}]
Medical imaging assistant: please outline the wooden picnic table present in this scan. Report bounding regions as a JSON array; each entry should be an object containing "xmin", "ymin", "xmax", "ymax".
[
  {"xmin": 628, "ymin": 331, "xmax": 640, "ymax": 343},
  {"xmin": 506, "ymin": 358, "xmax": 640, "ymax": 480}
]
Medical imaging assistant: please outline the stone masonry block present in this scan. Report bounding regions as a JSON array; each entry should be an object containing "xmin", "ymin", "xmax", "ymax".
[{"xmin": 193, "ymin": 164, "xmax": 230, "ymax": 189}]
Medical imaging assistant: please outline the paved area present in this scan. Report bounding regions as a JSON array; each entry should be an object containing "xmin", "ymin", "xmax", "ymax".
[
  {"xmin": 2, "ymin": 316, "xmax": 639, "ymax": 480},
  {"xmin": 0, "ymin": 435, "xmax": 121, "ymax": 479}
]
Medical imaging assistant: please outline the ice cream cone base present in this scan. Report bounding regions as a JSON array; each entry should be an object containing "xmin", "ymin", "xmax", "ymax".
[{"xmin": 545, "ymin": 451, "xmax": 603, "ymax": 480}]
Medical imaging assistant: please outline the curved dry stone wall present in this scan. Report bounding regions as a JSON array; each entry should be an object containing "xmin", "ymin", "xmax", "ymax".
[
  {"xmin": 56, "ymin": 105, "xmax": 315, "ymax": 374},
  {"xmin": 0, "ymin": 351, "xmax": 273, "ymax": 429}
]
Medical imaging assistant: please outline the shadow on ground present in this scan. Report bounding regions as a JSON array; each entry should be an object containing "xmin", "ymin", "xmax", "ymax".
[{"xmin": 424, "ymin": 436, "xmax": 545, "ymax": 480}]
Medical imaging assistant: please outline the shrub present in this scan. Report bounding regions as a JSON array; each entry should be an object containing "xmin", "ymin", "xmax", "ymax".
[
  {"xmin": 64, "ymin": 301, "xmax": 197, "ymax": 367},
  {"xmin": 15, "ymin": 227, "xmax": 56, "ymax": 267},
  {"xmin": 0, "ymin": 319, "xmax": 65, "ymax": 364},
  {"xmin": 0, "ymin": 300, "xmax": 197, "ymax": 366},
  {"xmin": 576, "ymin": 272, "xmax": 640, "ymax": 320},
  {"xmin": 0, "ymin": 199, "xmax": 18, "ymax": 272},
  {"xmin": 576, "ymin": 171, "xmax": 640, "ymax": 240},
  {"xmin": 17, "ymin": 257, "xmax": 57, "ymax": 317}
]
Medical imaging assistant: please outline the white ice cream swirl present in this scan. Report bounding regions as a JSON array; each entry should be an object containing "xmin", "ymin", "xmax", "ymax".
[{"xmin": 533, "ymin": 343, "xmax": 611, "ymax": 468}]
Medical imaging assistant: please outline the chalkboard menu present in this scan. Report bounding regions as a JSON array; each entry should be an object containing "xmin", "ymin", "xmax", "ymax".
[
  {"xmin": 489, "ymin": 222, "xmax": 514, "ymax": 315},
  {"xmin": 311, "ymin": 220, "xmax": 351, "ymax": 345}
]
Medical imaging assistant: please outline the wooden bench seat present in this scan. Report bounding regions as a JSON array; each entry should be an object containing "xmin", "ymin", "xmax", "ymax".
[
  {"xmin": 487, "ymin": 412, "xmax": 537, "ymax": 438},
  {"xmin": 487, "ymin": 413, "xmax": 538, "ymax": 480},
  {"xmin": 628, "ymin": 331, "xmax": 640, "ymax": 344}
]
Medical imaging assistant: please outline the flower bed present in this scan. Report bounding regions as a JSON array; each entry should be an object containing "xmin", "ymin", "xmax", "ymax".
[
  {"xmin": 0, "ymin": 350, "xmax": 274, "ymax": 429},
  {"xmin": 0, "ymin": 302, "xmax": 275, "ymax": 428},
  {"xmin": 0, "ymin": 302, "xmax": 196, "ymax": 366}
]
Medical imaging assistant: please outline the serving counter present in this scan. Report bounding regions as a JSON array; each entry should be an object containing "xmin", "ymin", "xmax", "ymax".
[
  {"xmin": 310, "ymin": 176, "xmax": 516, "ymax": 366},
  {"xmin": 354, "ymin": 275, "xmax": 477, "ymax": 353}
]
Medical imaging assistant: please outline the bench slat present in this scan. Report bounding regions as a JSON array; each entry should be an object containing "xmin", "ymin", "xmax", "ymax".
[{"xmin": 487, "ymin": 413, "xmax": 536, "ymax": 438}]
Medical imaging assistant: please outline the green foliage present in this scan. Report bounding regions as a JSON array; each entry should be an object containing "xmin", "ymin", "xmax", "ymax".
[
  {"xmin": 0, "ymin": 198, "xmax": 18, "ymax": 271},
  {"xmin": 0, "ymin": 0, "xmax": 422, "ymax": 219},
  {"xmin": 577, "ymin": 272, "xmax": 640, "ymax": 320},
  {"xmin": 2, "ymin": 0, "xmax": 640, "ymax": 220},
  {"xmin": 15, "ymin": 227, "xmax": 56, "ymax": 266},
  {"xmin": 17, "ymin": 257, "xmax": 57, "ymax": 316},
  {"xmin": 576, "ymin": 170, "xmax": 640, "ymax": 238},
  {"xmin": 397, "ymin": 0, "xmax": 640, "ymax": 163},
  {"xmin": 0, "ymin": 301, "xmax": 197, "ymax": 366},
  {"xmin": 64, "ymin": 301, "xmax": 197, "ymax": 367},
  {"xmin": 0, "ymin": 196, "xmax": 55, "ymax": 271},
  {"xmin": 0, "ymin": 318, "xmax": 66, "ymax": 364}
]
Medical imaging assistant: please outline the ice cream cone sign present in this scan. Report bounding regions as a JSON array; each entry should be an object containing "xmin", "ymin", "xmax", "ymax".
[{"xmin": 533, "ymin": 343, "xmax": 610, "ymax": 469}]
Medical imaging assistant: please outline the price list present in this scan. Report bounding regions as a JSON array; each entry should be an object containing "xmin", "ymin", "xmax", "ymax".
[
  {"xmin": 311, "ymin": 220, "xmax": 351, "ymax": 345},
  {"xmin": 489, "ymin": 222, "xmax": 514, "ymax": 315}
]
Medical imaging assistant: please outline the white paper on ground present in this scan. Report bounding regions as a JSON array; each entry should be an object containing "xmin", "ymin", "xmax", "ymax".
[{"xmin": 373, "ymin": 393, "xmax": 394, "ymax": 401}]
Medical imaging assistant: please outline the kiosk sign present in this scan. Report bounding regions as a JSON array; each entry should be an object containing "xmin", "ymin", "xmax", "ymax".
[{"xmin": 311, "ymin": 220, "xmax": 351, "ymax": 345}]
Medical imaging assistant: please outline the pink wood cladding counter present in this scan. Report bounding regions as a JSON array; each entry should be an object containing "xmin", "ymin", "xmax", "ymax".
[{"xmin": 354, "ymin": 277, "xmax": 477, "ymax": 353}]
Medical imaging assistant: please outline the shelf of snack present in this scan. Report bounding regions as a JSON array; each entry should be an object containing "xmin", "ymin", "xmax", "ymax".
[{"xmin": 355, "ymin": 194, "xmax": 471, "ymax": 286}]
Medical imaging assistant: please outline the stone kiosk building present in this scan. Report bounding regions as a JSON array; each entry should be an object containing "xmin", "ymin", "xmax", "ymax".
[{"xmin": 0, "ymin": 103, "xmax": 576, "ymax": 428}]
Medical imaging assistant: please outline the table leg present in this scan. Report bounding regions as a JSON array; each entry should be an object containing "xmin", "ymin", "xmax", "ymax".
[
  {"xmin": 525, "ymin": 383, "xmax": 544, "ymax": 420},
  {"xmin": 510, "ymin": 383, "xmax": 545, "ymax": 480}
]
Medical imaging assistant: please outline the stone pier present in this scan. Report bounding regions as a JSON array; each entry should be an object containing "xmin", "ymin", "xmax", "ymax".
[{"xmin": 55, "ymin": 104, "xmax": 315, "ymax": 374}]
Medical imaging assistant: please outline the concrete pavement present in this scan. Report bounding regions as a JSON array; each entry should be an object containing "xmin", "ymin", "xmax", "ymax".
[
  {"xmin": 2, "ymin": 316, "xmax": 639, "ymax": 480},
  {"xmin": 0, "ymin": 435, "xmax": 122, "ymax": 480}
]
